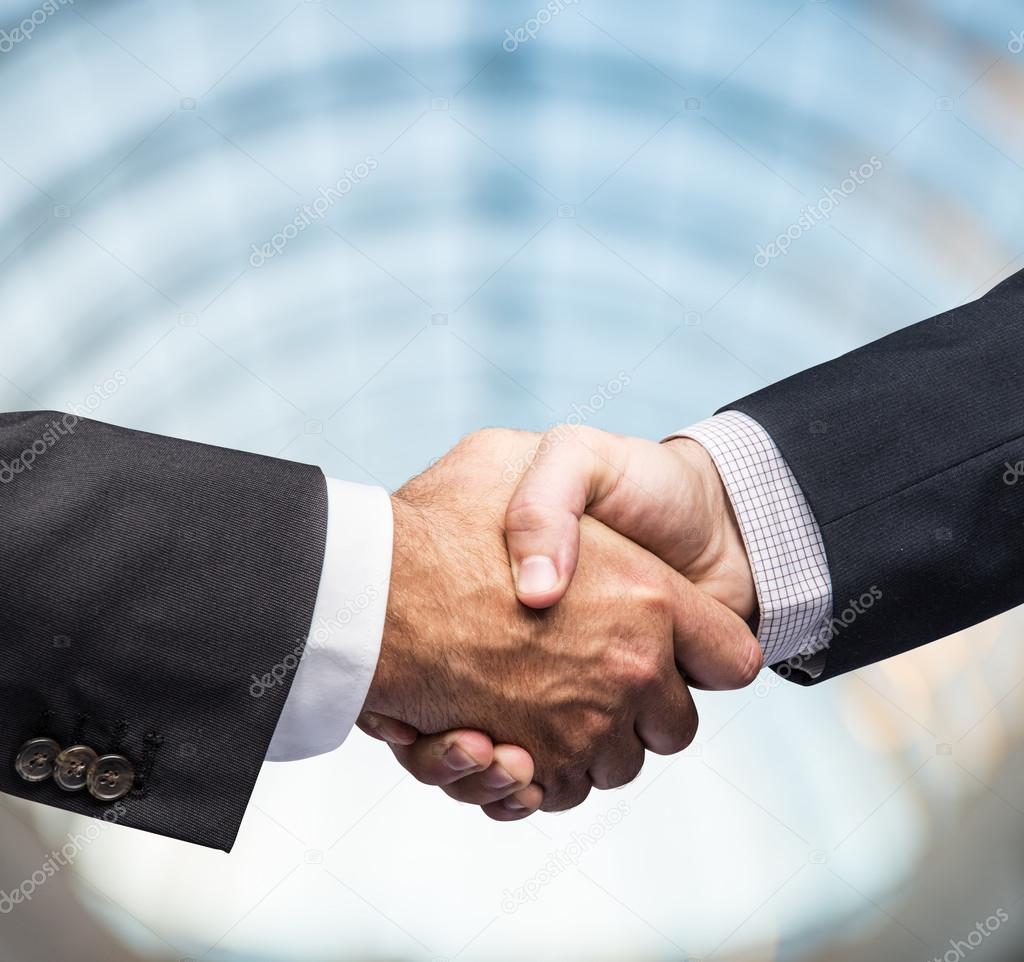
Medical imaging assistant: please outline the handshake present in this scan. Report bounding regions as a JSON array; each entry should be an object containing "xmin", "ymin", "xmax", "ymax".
[
  {"xmin": 1, "ymin": 280, "xmax": 998, "ymax": 851},
  {"xmin": 357, "ymin": 424, "xmax": 762, "ymax": 821}
]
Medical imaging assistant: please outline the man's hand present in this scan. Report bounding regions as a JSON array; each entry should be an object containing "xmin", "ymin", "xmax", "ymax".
[
  {"xmin": 506, "ymin": 424, "xmax": 757, "ymax": 619},
  {"xmin": 359, "ymin": 429, "xmax": 760, "ymax": 816},
  {"xmin": 357, "ymin": 716, "xmax": 544, "ymax": 821}
]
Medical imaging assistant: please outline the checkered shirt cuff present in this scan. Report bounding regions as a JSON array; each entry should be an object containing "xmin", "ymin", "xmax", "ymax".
[{"xmin": 666, "ymin": 410, "xmax": 833, "ymax": 669}]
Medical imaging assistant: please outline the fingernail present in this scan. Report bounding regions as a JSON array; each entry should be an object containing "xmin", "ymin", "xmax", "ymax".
[
  {"xmin": 445, "ymin": 745, "xmax": 480, "ymax": 772},
  {"xmin": 482, "ymin": 766, "xmax": 517, "ymax": 790},
  {"xmin": 516, "ymin": 555, "xmax": 557, "ymax": 595},
  {"xmin": 382, "ymin": 730, "xmax": 414, "ymax": 747},
  {"xmin": 362, "ymin": 712, "xmax": 413, "ymax": 745},
  {"xmin": 503, "ymin": 797, "xmax": 527, "ymax": 812}
]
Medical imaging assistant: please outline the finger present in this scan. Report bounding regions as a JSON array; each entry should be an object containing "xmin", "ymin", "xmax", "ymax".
[
  {"xmin": 668, "ymin": 572, "xmax": 763, "ymax": 690},
  {"xmin": 442, "ymin": 744, "xmax": 535, "ymax": 805},
  {"xmin": 357, "ymin": 712, "xmax": 418, "ymax": 746},
  {"xmin": 505, "ymin": 427, "xmax": 621, "ymax": 608},
  {"xmin": 588, "ymin": 735, "xmax": 646, "ymax": 789},
  {"xmin": 634, "ymin": 670, "xmax": 699, "ymax": 755},
  {"xmin": 391, "ymin": 730, "xmax": 494, "ymax": 787},
  {"xmin": 482, "ymin": 783, "xmax": 544, "ymax": 821},
  {"xmin": 539, "ymin": 775, "xmax": 592, "ymax": 813}
]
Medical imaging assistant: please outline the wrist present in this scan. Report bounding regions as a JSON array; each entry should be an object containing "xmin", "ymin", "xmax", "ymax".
[
  {"xmin": 664, "ymin": 437, "xmax": 758, "ymax": 622},
  {"xmin": 365, "ymin": 495, "xmax": 423, "ymax": 717}
]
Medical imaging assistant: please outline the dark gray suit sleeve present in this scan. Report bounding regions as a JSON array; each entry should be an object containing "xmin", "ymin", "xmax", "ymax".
[
  {"xmin": 0, "ymin": 411, "xmax": 328, "ymax": 850},
  {"xmin": 725, "ymin": 268, "xmax": 1024, "ymax": 683}
]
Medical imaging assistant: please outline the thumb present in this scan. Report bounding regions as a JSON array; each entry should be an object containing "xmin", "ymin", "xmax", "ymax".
[{"xmin": 505, "ymin": 427, "xmax": 620, "ymax": 608}]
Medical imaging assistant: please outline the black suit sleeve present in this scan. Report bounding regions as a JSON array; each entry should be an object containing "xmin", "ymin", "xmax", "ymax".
[
  {"xmin": 725, "ymin": 268, "xmax": 1024, "ymax": 683},
  {"xmin": 0, "ymin": 411, "xmax": 328, "ymax": 850}
]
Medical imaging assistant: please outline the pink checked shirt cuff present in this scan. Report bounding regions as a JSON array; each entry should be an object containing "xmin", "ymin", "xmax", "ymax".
[{"xmin": 666, "ymin": 410, "xmax": 833, "ymax": 673}]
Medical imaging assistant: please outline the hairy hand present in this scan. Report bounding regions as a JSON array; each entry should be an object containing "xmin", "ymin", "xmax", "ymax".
[{"xmin": 360, "ymin": 429, "xmax": 759, "ymax": 817}]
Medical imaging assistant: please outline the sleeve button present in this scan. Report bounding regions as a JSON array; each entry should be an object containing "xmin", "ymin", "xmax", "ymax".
[
  {"xmin": 53, "ymin": 745, "xmax": 98, "ymax": 792},
  {"xmin": 14, "ymin": 737, "xmax": 61, "ymax": 783},
  {"xmin": 87, "ymin": 754, "xmax": 135, "ymax": 802}
]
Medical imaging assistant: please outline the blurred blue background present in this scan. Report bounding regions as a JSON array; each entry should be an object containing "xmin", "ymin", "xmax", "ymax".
[{"xmin": 1, "ymin": 1, "xmax": 1024, "ymax": 960}]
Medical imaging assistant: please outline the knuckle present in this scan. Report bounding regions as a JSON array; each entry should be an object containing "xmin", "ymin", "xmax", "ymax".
[
  {"xmin": 462, "ymin": 427, "xmax": 506, "ymax": 449},
  {"xmin": 644, "ymin": 706, "xmax": 698, "ymax": 757},
  {"xmin": 552, "ymin": 711, "xmax": 609, "ymax": 766},
  {"xmin": 581, "ymin": 706, "xmax": 617, "ymax": 744},
  {"xmin": 661, "ymin": 723, "xmax": 696, "ymax": 756},
  {"xmin": 648, "ymin": 732, "xmax": 689, "ymax": 756},
  {"xmin": 628, "ymin": 575, "xmax": 674, "ymax": 616},
  {"xmin": 541, "ymin": 778, "xmax": 592, "ymax": 813},
  {"xmin": 592, "ymin": 755, "xmax": 644, "ymax": 790},
  {"xmin": 505, "ymin": 497, "xmax": 557, "ymax": 535},
  {"xmin": 634, "ymin": 654, "xmax": 664, "ymax": 691},
  {"xmin": 607, "ymin": 646, "xmax": 664, "ymax": 695},
  {"xmin": 677, "ymin": 712, "xmax": 699, "ymax": 752},
  {"xmin": 737, "ymin": 643, "xmax": 764, "ymax": 687}
]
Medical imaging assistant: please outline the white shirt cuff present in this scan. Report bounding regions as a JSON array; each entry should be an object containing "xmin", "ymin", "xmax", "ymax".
[
  {"xmin": 666, "ymin": 411, "xmax": 833, "ymax": 673},
  {"xmin": 266, "ymin": 478, "xmax": 393, "ymax": 762}
]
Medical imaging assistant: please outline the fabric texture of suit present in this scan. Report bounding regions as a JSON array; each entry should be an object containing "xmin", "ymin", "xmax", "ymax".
[
  {"xmin": 727, "ymin": 268, "xmax": 1024, "ymax": 682},
  {"xmin": 0, "ymin": 411, "xmax": 327, "ymax": 850}
]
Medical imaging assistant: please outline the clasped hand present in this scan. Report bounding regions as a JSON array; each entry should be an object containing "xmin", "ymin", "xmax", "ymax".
[{"xmin": 358, "ymin": 426, "xmax": 761, "ymax": 819}]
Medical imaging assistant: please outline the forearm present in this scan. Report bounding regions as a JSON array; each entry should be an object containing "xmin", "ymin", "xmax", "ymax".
[
  {"xmin": 724, "ymin": 268, "xmax": 1024, "ymax": 680},
  {"xmin": 0, "ymin": 411, "xmax": 329, "ymax": 849}
]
